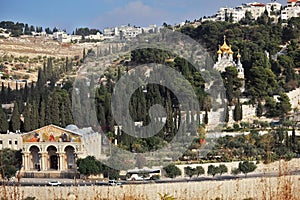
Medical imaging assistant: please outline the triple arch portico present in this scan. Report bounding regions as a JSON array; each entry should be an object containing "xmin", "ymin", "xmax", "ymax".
[{"xmin": 21, "ymin": 125, "xmax": 83, "ymax": 172}]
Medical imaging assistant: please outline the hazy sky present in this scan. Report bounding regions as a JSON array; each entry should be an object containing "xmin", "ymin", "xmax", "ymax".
[{"xmin": 0, "ymin": 0, "xmax": 287, "ymax": 32}]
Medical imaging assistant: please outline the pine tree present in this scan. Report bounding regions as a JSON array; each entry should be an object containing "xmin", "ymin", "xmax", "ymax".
[
  {"xmin": 0, "ymin": 106, "xmax": 9, "ymax": 133},
  {"xmin": 10, "ymin": 102, "xmax": 20, "ymax": 133}
]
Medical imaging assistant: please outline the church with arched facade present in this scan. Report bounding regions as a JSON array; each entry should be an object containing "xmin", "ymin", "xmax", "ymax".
[{"xmin": 20, "ymin": 125, "xmax": 85, "ymax": 178}]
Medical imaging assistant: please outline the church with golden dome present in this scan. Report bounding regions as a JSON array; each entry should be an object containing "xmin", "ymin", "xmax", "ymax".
[{"xmin": 214, "ymin": 35, "xmax": 244, "ymax": 80}]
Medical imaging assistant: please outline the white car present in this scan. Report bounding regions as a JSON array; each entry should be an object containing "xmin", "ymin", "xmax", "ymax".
[
  {"xmin": 108, "ymin": 180, "xmax": 121, "ymax": 186},
  {"xmin": 48, "ymin": 180, "xmax": 61, "ymax": 186}
]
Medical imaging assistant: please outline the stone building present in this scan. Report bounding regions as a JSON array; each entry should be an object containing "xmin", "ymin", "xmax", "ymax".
[{"xmin": 0, "ymin": 124, "xmax": 102, "ymax": 178}]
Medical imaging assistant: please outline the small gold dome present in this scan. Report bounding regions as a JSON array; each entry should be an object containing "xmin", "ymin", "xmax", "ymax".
[{"xmin": 237, "ymin": 49, "xmax": 241, "ymax": 58}]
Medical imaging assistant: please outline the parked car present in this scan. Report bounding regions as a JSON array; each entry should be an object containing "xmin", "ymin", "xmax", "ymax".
[
  {"xmin": 108, "ymin": 180, "xmax": 121, "ymax": 186},
  {"xmin": 48, "ymin": 180, "xmax": 61, "ymax": 186}
]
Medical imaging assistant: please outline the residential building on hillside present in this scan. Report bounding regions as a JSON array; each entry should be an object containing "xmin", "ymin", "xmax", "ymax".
[{"xmin": 281, "ymin": 0, "xmax": 300, "ymax": 20}]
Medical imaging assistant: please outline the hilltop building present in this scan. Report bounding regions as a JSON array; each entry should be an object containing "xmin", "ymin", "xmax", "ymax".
[
  {"xmin": 201, "ymin": 1, "xmax": 290, "ymax": 23},
  {"xmin": 281, "ymin": 0, "xmax": 300, "ymax": 20}
]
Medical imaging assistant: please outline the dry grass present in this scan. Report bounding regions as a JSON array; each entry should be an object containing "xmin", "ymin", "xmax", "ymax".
[{"xmin": 1, "ymin": 160, "xmax": 299, "ymax": 200}]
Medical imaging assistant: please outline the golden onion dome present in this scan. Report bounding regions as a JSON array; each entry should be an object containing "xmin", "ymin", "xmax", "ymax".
[
  {"xmin": 220, "ymin": 35, "xmax": 230, "ymax": 51},
  {"xmin": 217, "ymin": 45, "xmax": 222, "ymax": 54}
]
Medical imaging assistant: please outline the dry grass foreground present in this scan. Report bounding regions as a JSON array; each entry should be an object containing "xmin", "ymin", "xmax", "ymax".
[{"xmin": 1, "ymin": 174, "xmax": 300, "ymax": 200}]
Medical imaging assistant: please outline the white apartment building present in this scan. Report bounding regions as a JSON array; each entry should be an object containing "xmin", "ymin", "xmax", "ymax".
[
  {"xmin": 103, "ymin": 24, "xmax": 159, "ymax": 40},
  {"xmin": 84, "ymin": 32, "xmax": 104, "ymax": 40},
  {"xmin": 216, "ymin": 7, "xmax": 246, "ymax": 22},
  {"xmin": 281, "ymin": 0, "xmax": 300, "ymax": 20}
]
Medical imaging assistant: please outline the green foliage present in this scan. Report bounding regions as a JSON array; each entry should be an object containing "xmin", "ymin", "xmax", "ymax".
[
  {"xmin": 231, "ymin": 167, "xmax": 241, "ymax": 176},
  {"xmin": 222, "ymin": 66, "xmax": 243, "ymax": 105},
  {"xmin": 218, "ymin": 164, "xmax": 228, "ymax": 175},
  {"xmin": 0, "ymin": 106, "xmax": 9, "ymax": 133},
  {"xmin": 184, "ymin": 166, "xmax": 197, "ymax": 178},
  {"xmin": 163, "ymin": 164, "xmax": 181, "ymax": 178},
  {"xmin": 207, "ymin": 165, "xmax": 220, "ymax": 177},
  {"xmin": 238, "ymin": 161, "xmax": 257, "ymax": 177},
  {"xmin": 0, "ymin": 149, "xmax": 22, "ymax": 179},
  {"xmin": 76, "ymin": 156, "xmax": 103, "ymax": 177},
  {"xmin": 10, "ymin": 102, "xmax": 20, "ymax": 133},
  {"xmin": 196, "ymin": 166, "xmax": 205, "ymax": 176},
  {"xmin": 233, "ymin": 100, "xmax": 242, "ymax": 122}
]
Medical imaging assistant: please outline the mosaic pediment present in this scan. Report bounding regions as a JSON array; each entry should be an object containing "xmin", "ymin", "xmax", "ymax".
[{"xmin": 22, "ymin": 125, "xmax": 81, "ymax": 143}]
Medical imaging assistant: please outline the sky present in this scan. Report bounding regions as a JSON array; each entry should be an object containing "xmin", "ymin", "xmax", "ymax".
[{"xmin": 0, "ymin": 0, "xmax": 287, "ymax": 33}]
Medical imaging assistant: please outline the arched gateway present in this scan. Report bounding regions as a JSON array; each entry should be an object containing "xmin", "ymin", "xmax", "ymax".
[{"xmin": 21, "ymin": 125, "xmax": 84, "ymax": 178}]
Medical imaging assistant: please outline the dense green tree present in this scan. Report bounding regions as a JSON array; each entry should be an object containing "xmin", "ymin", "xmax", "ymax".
[
  {"xmin": 222, "ymin": 66, "xmax": 242, "ymax": 105},
  {"xmin": 23, "ymin": 103, "xmax": 32, "ymax": 132},
  {"xmin": 51, "ymin": 92, "xmax": 60, "ymax": 126},
  {"xmin": 0, "ymin": 106, "xmax": 9, "ymax": 133},
  {"xmin": 218, "ymin": 164, "xmax": 228, "ymax": 176},
  {"xmin": 238, "ymin": 161, "xmax": 257, "ymax": 177},
  {"xmin": 163, "ymin": 164, "xmax": 182, "ymax": 178},
  {"xmin": 276, "ymin": 93, "xmax": 292, "ymax": 117},
  {"xmin": 207, "ymin": 165, "xmax": 220, "ymax": 177},
  {"xmin": 10, "ymin": 102, "xmax": 20, "ymax": 133},
  {"xmin": 184, "ymin": 166, "xmax": 197, "ymax": 178},
  {"xmin": 196, "ymin": 166, "xmax": 205, "ymax": 177},
  {"xmin": 233, "ymin": 100, "xmax": 243, "ymax": 122},
  {"xmin": 76, "ymin": 156, "xmax": 103, "ymax": 177},
  {"xmin": 0, "ymin": 149, "xmax": 22, "ymax": 179},
  {"xmin": 256, "ymin": 101, "xmax": 263, "ymax": 117}
]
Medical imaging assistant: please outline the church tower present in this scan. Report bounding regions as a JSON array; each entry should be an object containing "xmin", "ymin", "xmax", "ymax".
[{"xmin": 214, "ymin": 35, "xmax": 245, "ymax": 79}]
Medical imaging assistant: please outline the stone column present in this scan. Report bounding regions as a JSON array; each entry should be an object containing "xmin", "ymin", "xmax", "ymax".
[
  {"xmin": 40, "ymin": 152, "xmax": 47, "ymax": 171},
  {"xmin": 22, "ymin": 153, "xmax": 30, "ymax": 171},
  {"xmin": 59, "ymin": 153, "xmax": 64, "ymax": 171}
]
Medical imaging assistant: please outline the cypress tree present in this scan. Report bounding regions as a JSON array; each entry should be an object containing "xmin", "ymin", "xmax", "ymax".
[
  {"xmin": 51, "ymin": 92, "xmax": 60, "ymax": 126},
  {"xmin": 60, "ymin": 104, "xmax": 66, "ymax": 128},
  {"xmin": 225, "ymin": 104, "xmax": 229, "ymax": 123},
  {"xmin": 23, "ymin": 103, "xmax": 32, "ymax": 132},
  {"xmin": 39, "ymin": 99, "xmax": 46, "ymax": 127},
  {"xmin": 0, "ymin": 82, "xmax": 7, "ymax": 104},
  {"xmin": 64, "ymin": 96, "xmax": 73, "ymax": 126},
  {"xmin": 0, "ymin": 106, "xmax": 9, "ymax": 133},
  {"xmin": 31, "ymin": 101, "xmax": 39, "ymax": 129},
  {"xmin": 204, "ymin": 110, "xmax": 208, "ymax": 125},
  {"xmin": 10, "ymin": 102, "xmax": 20, "ymax": 133},
  {"xmin": 233, "ymin": 100, "xmax": 243, "ymax": 121},
  {"xmin": 256, "ymin": 101, "xmax": 263, "ymax": 117}
]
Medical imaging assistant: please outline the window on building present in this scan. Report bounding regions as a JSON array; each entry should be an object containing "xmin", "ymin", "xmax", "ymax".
[
  {"xmin": 0, "ymin": 140, "xmax": 2, "ymax": 144},
  {"xmin": 9, "ymin": 140, "xmax": 12, "ymax": 145},
  {"xmin": 15, "ymin": 140, "xmax": 18, "ymax": 145}
]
